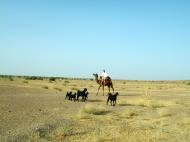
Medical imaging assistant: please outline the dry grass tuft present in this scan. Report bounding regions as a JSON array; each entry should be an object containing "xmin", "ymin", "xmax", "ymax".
[
  {"xmin": 64, "ymin": 80, "xmax": 70, "ymax": 84},
  {"xmin": 119, "ymin": 109, "xmax": 139, "ymax": 119},
  {"xmin": 158, "ymin": 108, "xmax": 172, "ymax": 117},
  {"xmin": 71, "ymin": 87, "xmax": 78, "ymax": 91},
  {"xmin": 132, "ymin": 99, "xmax": 166, "ymax": 108},
  {"xmin": 9, "ymin": 77, "xmax": 14, "ymax": 81},
  {"xmin": 42, "ymin": 86, "xmax": 49, "ymax": 89},
  {"xmin": 30, "ymin": 120, "xmax": 74, "ymax": 141},
  {"xmin": 23, "ymin": 81, "xmax": 28, "ymax": 84},
  {"xmin": 54, "ymin": 87, "xmax": 62, "ymax": 91},
  {"xmin": 80, "ymin": 104, "xmax": 108, "ymax": 115},
  {"xmin": 187, "ymin": 82, "xmax": 190, "ymax": 85},
  {"xmin": 118, "ymin": 100, "xmax": 133, "ymax": 106}
]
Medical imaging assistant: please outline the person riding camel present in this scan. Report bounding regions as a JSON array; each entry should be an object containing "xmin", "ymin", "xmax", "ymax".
[{"xmin": 100, "ymin": 70, "xmax": 109, "ymax": 84}]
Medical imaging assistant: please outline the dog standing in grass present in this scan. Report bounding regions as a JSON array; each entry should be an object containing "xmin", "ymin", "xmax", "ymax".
[
  {"xmin": 77, "ymin": 88, "xmax": 88, "ymax": 102},
  {"xmin": 65, "ymin": 92, "xmax": 76, "ymax": 102},
  {"xmin": 107, "ymin": 92, "xmax": 119, "ymax": 106},
  {"xmin": 69, "ymin": 92, "xmax": 77, "ymax": 102},
  {"xmin": 65, "ymin": 92, "xmax": 72, "ymax": 100}
]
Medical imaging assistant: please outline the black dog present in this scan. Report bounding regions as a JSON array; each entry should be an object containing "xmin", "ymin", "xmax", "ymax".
[
  {"xmin": 65, "ymin": 91, "xmax": 72, "ymax": 100},
  {"xmin": 69, "ymin": 92, "xmax": 76, "ymax": 102},
  {"xmin": 107, "ymin": 92, "xmax": 119, "ymax": 106},
  {"xmin": 65, "ymin": 91, "xmax": 76, "ymax": 102},
  {"xmin": 77, "ymin": 88, "xmax": 88, "ymax": 102}
]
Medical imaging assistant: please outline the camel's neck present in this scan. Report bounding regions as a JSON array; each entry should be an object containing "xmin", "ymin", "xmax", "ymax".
[{"xmin": 94, "ymin": 75, "xmax": 100, "ymax": 84}]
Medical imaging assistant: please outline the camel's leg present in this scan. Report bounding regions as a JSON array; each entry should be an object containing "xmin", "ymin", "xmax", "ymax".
[
  {"xmin": 97, "ymin": 85, "xmax": 101, "ymax": 96},
  {"xmin": 108, "ymin": 86, "xmax": 110, "ymax": 93},
  {"xmin": 111, "ymin": 85, "xmax": 114, "ymax": 93},
  {"xmin": 102, "ymin": 85, "xmax": 105, "ymax": 96}
]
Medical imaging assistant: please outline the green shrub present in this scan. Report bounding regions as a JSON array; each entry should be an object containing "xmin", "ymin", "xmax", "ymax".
[
  {"xmin": 9, "ymin": 77, "xmax": 14, "ymax": 81},
  {"xmin": 25, "ymin": 76, "xmax": 43, "ymax": 80},
  {"xmin": 64, "ymin": 80, "xmax": 70, "ymax": 83},
  {"xmin": 187, "ymin": 82, "xmax": 190, "ymax": 85},
  {"xmin": 49, "ymin": 77, "xmax": 56, "ymax": 82}
]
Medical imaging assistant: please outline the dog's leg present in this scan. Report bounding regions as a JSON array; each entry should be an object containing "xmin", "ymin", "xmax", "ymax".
[{"xmin": 107, "ymin": 98, "xmax": 109, "ymax": 105}]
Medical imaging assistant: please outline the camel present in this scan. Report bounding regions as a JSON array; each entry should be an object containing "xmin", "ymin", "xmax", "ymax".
[{"xmin": 93, "ymin": 73, "xmax": 114, "ymax": 96}]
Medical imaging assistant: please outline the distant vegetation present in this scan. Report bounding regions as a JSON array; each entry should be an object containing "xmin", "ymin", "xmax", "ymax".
[
  {"xmin": 25, "ymin": 76, "xmax": 44, "ymax": 80},
  {"xmin": 187, "ymin": 82, "xmax": 190, "ymax": 85},
  {"xmin": 9, "ymin": 77, "xmax": 14, "ymax": 81},
  {"xmin": 0, "ymin": 75, "xmax": 15, "ymax": 78},
  {"xmin": 0, "ymin": 75, "xmax": 91, "ymax": 81},
  {"xmin": 49, "ymin": 77, "xmax": 56, "ymax": 82}
]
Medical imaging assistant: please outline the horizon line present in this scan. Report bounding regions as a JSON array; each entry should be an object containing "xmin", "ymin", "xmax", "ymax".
[{"xmin": 0, "ymin": 74, "xmax": 189, "ymax": 81}]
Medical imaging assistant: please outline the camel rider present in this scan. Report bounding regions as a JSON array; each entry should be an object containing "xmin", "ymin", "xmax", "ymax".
[{"xmin": 101, "ymin": 70, "xmax": 109, "ymax": 84}]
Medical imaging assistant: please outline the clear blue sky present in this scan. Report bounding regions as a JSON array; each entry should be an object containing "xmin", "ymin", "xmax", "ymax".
[{"xmin": 0, "ymin": 0, "xmax": 190, "ymax": 80}]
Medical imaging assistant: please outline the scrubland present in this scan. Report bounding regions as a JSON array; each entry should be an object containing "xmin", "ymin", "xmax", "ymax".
[{"xmin": 0, "ymin": 77, "xmax": 190, "ymax": 142}]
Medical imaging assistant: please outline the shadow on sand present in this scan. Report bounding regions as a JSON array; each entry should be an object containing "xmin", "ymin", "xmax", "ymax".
[
  {"xmin": 88, "ymin": 99, "xmax": 104, "ymax": 103},
  {"xmin": 119, "ymin": 93, "xmax": 141, "ymax": 97},
  {"xmin": 118, "ymin": 103, "xmax": 134, "ymax": 106}
]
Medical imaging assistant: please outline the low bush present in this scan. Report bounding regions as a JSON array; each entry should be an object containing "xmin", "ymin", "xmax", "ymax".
[
  {"xmin": 81, "ymin": 104, "xmax": 108, "ymax": 115},
  {"xmin": 9, "ymin": 77, "xmax": 14, "ymax": 81},
  {"xmin": 49, "ymin": 77, "xmax": 56, "ymax": 82},
  {"xmin": 42, "ymin": 86, "xmax": 49, "ymax": 89},
  {"xmin": 71, "ymin": 87, "xmax": 78, "ymax": 91},
  {"xmin": 25, "ymin": 76, "xmax": 43, "ymax": 80},
  {"xmin": 54, "ymin": 88, "xmax": 62, "ymax": 91},
  {"xmin": 64, "ymin": 80, "xmax": 70, "ymax": 84}
]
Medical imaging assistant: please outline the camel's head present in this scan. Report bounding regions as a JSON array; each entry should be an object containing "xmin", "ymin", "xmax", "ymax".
[
  {"xmin": 84, "ymin": 88, "xmax": 87, "ymax": 92},
  {"xmin": 92, "ymin": 73, "xmax": 98, "ymax": 78},
  {"xmin": 115, "ymin": 92, "xmax": 119, "ymax": 96}
]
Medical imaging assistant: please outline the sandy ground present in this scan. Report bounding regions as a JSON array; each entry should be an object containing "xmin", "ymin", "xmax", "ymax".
[{"xmin": 0, "ymin": 78, "xmax": 190, "ymax": 142}]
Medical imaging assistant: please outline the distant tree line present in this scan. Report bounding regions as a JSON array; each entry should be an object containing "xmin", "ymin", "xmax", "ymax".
[{"xmin": 0, "ymin": 75, "xmax": 93, "ymax": 81}]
